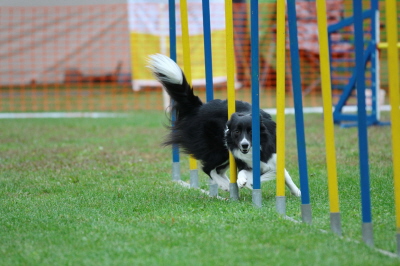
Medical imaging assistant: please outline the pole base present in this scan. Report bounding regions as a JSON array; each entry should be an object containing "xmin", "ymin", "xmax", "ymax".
[
  {"xmin": 252, "ymin": 189, "xmax": 262, "ymax": 208},
  {"xmin": 362, "ymin": 222, "xmax": 374, "ymax": 247},
  {"xmin": 190, "ymin": 169, "xmax": 199, "ymax": 188},
  {"xmin": 301, "ymin": 204, "xmax": 312, "ymax": 224},
  {"xmin": 330, "ymin": 212, "xmax": 342, "ymax": 236},
  {"xmin": 276, "ymin": 196, "xmax": 286, "ymax": 215},
  {"xmin": 230, "ymin": 183, "xmax": 239, "ymax": 201},
  {"xmin": 172, "ymin": 162, "xmax": 180, "ymax": 181},
  {"xmin": 209, "ymin": 179, "xmax": 218, "ymax": 197}
]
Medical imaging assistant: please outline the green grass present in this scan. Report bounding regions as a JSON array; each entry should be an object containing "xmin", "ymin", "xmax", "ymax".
[{"xmin": 0, "ymin": 111, "xmax": 398, "ymax": 265}]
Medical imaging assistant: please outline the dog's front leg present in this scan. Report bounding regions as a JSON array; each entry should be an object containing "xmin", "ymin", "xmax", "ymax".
[{"xmin": 238, "ymin": 169, "xmax": 253, "ymax": 189}]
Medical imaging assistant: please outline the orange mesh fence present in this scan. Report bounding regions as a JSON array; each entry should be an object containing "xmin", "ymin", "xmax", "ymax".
[{"xmin": 0, "ymin": 2, "xmax": 398, "ymax": 112}]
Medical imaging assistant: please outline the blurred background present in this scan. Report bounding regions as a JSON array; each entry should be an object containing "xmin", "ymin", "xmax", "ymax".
[{"xmin": 0, "ymin": 0, "xmax": 398, "ymax": 112}]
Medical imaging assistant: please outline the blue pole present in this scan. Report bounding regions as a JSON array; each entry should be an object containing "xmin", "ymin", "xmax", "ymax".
[
  {"xmin": 202, "ymin": 0, "xmax": 219, "ymax": 196},
  {"xmin": 202, "ymin": 0, "xmax": 214, "ymax": 102},
  {"xmin": 169, "ymin": 0, "xmax": 180, "ymax": 180},
  {"xmin": 169, "ymin": 0, "xmax": 177, "ymax": 63},
  {"xmin": 370, "ymin": 0, "xmax": 378, "ymax": 122},
  {"xmin": 250, "ymin": 0, "xmax": 261, "ymax": 207},
  {"xmin": 287, "ymin": 0, "xmax": 311, "ymax": 223},
  {"xmin": 353, "ymin": 0, "xmax": 374, "ymax": 247}
]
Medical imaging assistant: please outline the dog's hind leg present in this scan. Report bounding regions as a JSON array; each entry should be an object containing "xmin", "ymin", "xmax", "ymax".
[
  {"xmin": 210, "ymin": 170, "xmax": 229, "ymax": 191},
  {"xmin": 284, "ymin": 169, "xmax": 301, "ymax": 197},
  {"xmin": 203, "ymin": 160, "xmax": 230, "ymax": 191},
  {"xmin": 209, "ymin": 161, "xmax": 229, "ymax": 191},
  {"xmin": 261, "ymin": 154, "xmax": 301, "ymax": 197}
]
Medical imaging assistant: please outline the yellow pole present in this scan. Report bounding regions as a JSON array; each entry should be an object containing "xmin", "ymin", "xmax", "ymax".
[
  {"xmin": 180, "ymin": 0, "xmax": 198, "ymax": 174},
  {"xmin": 384, "ymin": 0, "xmax": 400, "ymax": 255},
  {"xmin": 225, "ymin": 0, "xmax": 237, "ymax": 184},
  {"xmin": 315, "ymin": 0, "xmax": 341, "ymax": 235},
  {"xmin": 275, "ymin": 0, "xmax": 286, "ymax": 198}
]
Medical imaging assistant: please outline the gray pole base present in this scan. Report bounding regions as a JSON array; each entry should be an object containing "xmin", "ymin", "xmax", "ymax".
[
  {"xmin": 330, "ymin": 212, "xmax": 342, "ymax": 236},
  {"xmin": 172, "ymin": 162, "xmax": 180, "ymax": 181},
  {"xmin": 190, "ymin": 169, "xmax": 199, "ymax": 188},
  {"xmin": 397, "ymin": 232, "xmax": 400, "ymax": 257},
  {"xmin": 362, "ymin": 222, "xmax": 374, "ymax": 247},
  {"xmin": 230, "ymin": 183, "xmax": 239, "ymax": 201},
  {"xmin": 276, "ymin": 196, "xmax": 286, "ymax": 216},
  {"xmin": 252, "ymin": 189, "xmax": 262, "ymax": 208},
  {"xmin": 301, "ymin": 204, "xmax": 312, "ymax": 224},
  {"xmin": 209, "ymin": 179, "xmax": 219, "ymax": 197}
]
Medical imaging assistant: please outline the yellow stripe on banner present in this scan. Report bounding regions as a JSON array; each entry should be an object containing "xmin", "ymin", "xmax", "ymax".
[
  {"xmin": 316, "ymin": 0, "xmax": 340, "ymax": 213},
  {"xmin": 225, "ymin": 0, "xmax": 237, "ymax": 183},
  {"xmin": 276, "ymin": 0, "xmax": 286, "ymax": 197},
  {"xmin": 180, "ymin": 0, "xmax": 197, "ymax": 170},
  {"xmin": 385, "ymin": 0, "xmax": 400, "ymax": 230}
]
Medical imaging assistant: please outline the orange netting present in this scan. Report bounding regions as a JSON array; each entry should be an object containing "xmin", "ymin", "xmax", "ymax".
[{"xmin": 0, "ymin": 1, "xmax": 398, "ymax": 112}]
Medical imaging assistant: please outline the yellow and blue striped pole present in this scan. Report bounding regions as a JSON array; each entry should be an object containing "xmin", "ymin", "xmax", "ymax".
[
  {"xmin": 225, "ymin": 0, "xmax": 238, "ymax": 200},
  {"xmin": 275, "ymin": 0, "xmax": 286, "ymax": 215},
  {"xmin": 315, "ymin": 0, "xmax": 341, "ymax": 236},
  {"xmin": 384, "ymin": 0, "xmax": 400, "ymax": 256},
  {"xmin": 180, "ymin": 0, "xmax": 199, "ymax": 188}
]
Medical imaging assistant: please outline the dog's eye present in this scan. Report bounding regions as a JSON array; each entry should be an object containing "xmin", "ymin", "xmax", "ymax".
[{"xmin": 234, "ymin": 130, "xmax": 240, "ymax": 135}]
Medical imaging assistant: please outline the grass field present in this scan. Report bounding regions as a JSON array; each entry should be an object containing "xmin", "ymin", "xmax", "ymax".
[{"xmin": 0, "ymin": 111, "xmax": 399, "ymax": 265}]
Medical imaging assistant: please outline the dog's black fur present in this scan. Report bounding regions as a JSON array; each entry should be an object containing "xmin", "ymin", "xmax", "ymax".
[{"xmin": 148, "ymin": 54, "xmax": 300, "ymax": 195}]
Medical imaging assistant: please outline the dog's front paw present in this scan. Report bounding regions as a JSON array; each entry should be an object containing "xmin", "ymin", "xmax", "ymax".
[
  {"xmin": 237, "ymin": 170, "xmax": 247, "ymax": 188},
  {"xmin": 291, "ymin": 189, "xmax": 301, "ymax": 197}
]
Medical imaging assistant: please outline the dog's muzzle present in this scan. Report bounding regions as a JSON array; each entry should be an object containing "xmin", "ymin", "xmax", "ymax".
[{"xmin": 240, "ymin": 139, "xmax": 251, "ymax": 154}]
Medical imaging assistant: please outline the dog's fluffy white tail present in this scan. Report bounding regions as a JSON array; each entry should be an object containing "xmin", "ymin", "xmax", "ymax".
[{"xmin": 147, "ymin": 54, "xmax": 183, "ymax": 85}]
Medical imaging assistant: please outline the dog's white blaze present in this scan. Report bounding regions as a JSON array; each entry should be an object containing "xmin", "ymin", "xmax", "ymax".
[
  {"xmin": 147, "ymin": 54, "xmax": 183, "ymax": 85},
  {"xmin": 239, "ymin": 137, "xmax": 250, "ymax": 148}
]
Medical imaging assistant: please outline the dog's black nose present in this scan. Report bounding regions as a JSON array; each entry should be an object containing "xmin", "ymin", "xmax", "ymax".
[{"xmin": 241, "ymin": 143, "xmax": 249, "ymax": 150}]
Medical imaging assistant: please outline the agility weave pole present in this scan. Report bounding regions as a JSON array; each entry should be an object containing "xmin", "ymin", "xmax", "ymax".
[
  {"xmin": 180, "ymin": 0, "xmax": 200, "ymax": 189},
  {"xmin": 315, "ymin": 0, "xmax": 342, "ymax": 236},
  {"xmin": 249, "ymin": 0, "xmax": 262, "ymax": 208},
  {"xmin": 275, "ymin": 0, "xmax": 286, "ymax": 216},
  {"xmin": 384, "ymin": 0, "xmax": 400, "ymax": 256},
  {"xmin": 286, "ymin": 0, "xmax": 312, "ymax": 224},
  {"xmin": 225, "ymin": 0, "xmax": 239, "ymax": 200},
  {"xmin": 168, "ymin": 0, "xmax": 181, "ymax": 182},
  {"xmin": 353, "ymin": 0, "xmax": 374, "ymax": 247},
  {"xmin": 201, "ymin": 0, "xmax": 219, "ymax": 197},
  {"xmin": 202, "ymin": 0, "xmax": 214, "ymax": 103}
]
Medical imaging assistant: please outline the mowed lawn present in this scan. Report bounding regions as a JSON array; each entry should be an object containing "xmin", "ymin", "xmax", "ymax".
[{"xmin": 0, "ymin": 111, "xmax": 399, "ymax": 265}]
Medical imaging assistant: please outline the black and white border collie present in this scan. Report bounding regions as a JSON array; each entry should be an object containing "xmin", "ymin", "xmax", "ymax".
[{"xmin": 148, "ymin": 54, "xmax": 300, "ymax": 197}]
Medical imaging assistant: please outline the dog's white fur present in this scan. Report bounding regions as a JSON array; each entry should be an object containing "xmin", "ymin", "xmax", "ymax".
[
  {"xmin": 147, "ymin": 54, "xmax": 183, "ymax": 85},
  {"xmin": 233, "ymin": 151, "xmax": 301, "ymax": 197},
  {"xmin": 207, "ymin": 149, "xmax": 301, "ymax": 197}
]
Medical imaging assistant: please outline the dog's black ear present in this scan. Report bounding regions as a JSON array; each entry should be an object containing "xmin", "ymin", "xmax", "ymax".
[
  {"xmin": 226, "ymin": 119, "xmax": 231, "ymax": 130},
  {"xmin": 226, "ymin": 112, "xmax": 237, "ymax": 130}
]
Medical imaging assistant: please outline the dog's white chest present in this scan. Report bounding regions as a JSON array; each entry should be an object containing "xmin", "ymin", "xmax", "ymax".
[{"xmin": 232, "ymin": 150, "xmax": 276, "ymax": 174}]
